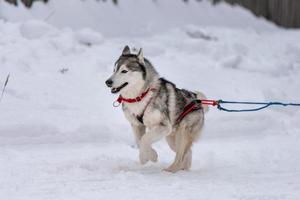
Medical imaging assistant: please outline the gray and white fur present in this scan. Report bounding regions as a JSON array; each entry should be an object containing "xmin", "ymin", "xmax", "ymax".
[{"xmin": 106, "ymin": 46, "xmax": 207, "ymax": 173}]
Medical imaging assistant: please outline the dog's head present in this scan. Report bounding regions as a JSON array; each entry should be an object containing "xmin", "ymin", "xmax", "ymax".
[{"xmin": 106, "ymin": 46, "xmax": 148, "ymax": 95}]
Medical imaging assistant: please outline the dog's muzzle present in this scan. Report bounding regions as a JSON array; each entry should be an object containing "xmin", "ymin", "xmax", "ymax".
[{"xmin": 111, "ymin": 82, "xmax": 128, "ymax": 94}]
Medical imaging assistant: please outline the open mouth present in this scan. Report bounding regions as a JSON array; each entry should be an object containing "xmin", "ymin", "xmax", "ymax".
[{"xmin": 111, "ymin": 82, "xmax": 128, "ymax": 94}]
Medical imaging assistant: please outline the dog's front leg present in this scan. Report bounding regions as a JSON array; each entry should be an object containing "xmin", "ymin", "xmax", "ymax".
[
  {"xmin": 131, "ymin": 124, "xmax": 145, "ymax": 148},
  {"xmin": 139, "ymin": 123, "xmax": 171, "ymax": 165}
]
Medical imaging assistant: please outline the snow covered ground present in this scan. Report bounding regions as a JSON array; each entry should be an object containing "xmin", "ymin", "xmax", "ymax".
[{"xmin": 1, "ymin": 1, "xmax": 300, "ymax": 200}]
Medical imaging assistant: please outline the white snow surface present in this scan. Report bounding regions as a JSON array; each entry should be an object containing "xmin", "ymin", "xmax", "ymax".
[{"xmin": 0, "ymin": 4, "xmax": 300, "ymax": 200}]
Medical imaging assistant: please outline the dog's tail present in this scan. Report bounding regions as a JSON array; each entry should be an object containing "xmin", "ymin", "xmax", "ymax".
[{"xmin": 195, "ymin": 91, "xmax": 209, "ymax": 113}]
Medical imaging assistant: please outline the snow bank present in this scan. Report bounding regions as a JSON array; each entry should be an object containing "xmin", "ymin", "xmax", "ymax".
[
  {"xmin": 20, "ymin": 20, "xmax": 56, "ymax": 39},
  {"xmin": 75, "ymin": 28, "xmax": 104, "ymax": 46},
  {"xmin": 0, "ymin": 0, "xmax": 276, "ymax": 37}
]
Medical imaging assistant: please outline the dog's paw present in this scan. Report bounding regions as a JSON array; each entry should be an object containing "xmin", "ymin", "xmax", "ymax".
[
  {"xmin": 139, "ymin": 150, "xmax": 149, "ymax": 165},
  {"xmin": 163, "ymin": 164, "xmax": 183, "ymax": 173},
  {"xmin": 149, "ymin": 148, "xmax": 158, "ymax": 163},
  {"xmin": 162, "ymin": 168, "xmax": 173, "ymax": 173},
  {"xmin": 163, "ymin": 167, "xmax": 179, "ymax": 173}
]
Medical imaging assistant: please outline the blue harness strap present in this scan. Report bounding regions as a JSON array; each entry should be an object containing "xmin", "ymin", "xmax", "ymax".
[{"xmin": 216, "ymin": 100, "xmax": 300, "ymax": 112}]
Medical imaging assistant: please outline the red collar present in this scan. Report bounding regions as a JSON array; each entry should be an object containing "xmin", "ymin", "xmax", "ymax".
[{"xmin": 116, "ymin": 88, "xmax": 152, "ymax": 104}]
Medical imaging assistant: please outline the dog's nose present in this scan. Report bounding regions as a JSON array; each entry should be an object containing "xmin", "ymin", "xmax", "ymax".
[{"xmin": 105, "ymin": 79, "xmax": 113, "ymax": 87}]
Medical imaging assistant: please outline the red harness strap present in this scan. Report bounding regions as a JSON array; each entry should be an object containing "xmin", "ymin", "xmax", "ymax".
[
  {"xmin": 176, "ymin": 100, "xmax": 201, "ymax": 124},
  {"xmin": 200, "ymin": 99, "xmax": 219, "ymax": 106},
  {"xmin": 176, "ymin": 99, "xmax": 219, "ymax": 124},
  {"xmin": 116, "ymin": 88, "xmax": 151, "ymax": 104}
]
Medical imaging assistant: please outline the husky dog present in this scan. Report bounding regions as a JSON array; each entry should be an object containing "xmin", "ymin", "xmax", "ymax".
[{"xmin": 106, "ymin": 46, "xmax": 207, "ymax": 173}]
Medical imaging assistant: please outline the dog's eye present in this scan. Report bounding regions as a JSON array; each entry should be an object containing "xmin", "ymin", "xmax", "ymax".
[{"xmin": 121, "ymin": 70, "xmax": 128, "ymax": 74}]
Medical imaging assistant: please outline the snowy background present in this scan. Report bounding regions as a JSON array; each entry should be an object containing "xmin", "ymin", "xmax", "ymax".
[{"xmin": 0, "ymin": 0, "xmax": 300, "ymax": 199}]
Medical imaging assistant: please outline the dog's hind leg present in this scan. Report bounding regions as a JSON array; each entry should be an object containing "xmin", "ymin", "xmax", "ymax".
[
  {"xmin": 167, "ymin": 134, "xmax": 192, "ymax": 169},
  {"xmin": 182, "ymin": 149, "xmax": 192, "ymax": 170},
  {"xmin": 164, "ymin": 131, "xmax": 193, "ymax": 173},
  {"xmin": 166, "ymin": 113, "xmax": 203, "ymax": 173}
]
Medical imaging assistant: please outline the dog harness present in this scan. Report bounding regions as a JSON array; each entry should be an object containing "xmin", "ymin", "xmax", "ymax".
[
  {"xmin": 175, "ymin": 99, "xmax": 203, "ymax": 124},
  {"xmin": 115, "ymin": 87, "xmax": 205, "ymax": 125},
  {"xmin": 114, "ymin": 88, "xmax": 155, "ymax": 124}
]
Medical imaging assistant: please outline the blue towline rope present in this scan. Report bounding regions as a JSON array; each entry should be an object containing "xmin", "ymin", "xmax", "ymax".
[{"xmin": 216, "ymin": 100, "xmax": 300, "ymax": 112}]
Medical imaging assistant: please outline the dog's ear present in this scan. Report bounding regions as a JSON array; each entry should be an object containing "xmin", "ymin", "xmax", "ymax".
[
  {"xmin": 137, "ymin": 48, "xmax": 145, "ymax": 64},
  {"xmin": 122, "ymin": 45, "xmax": 131, "ymax": 56}
]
